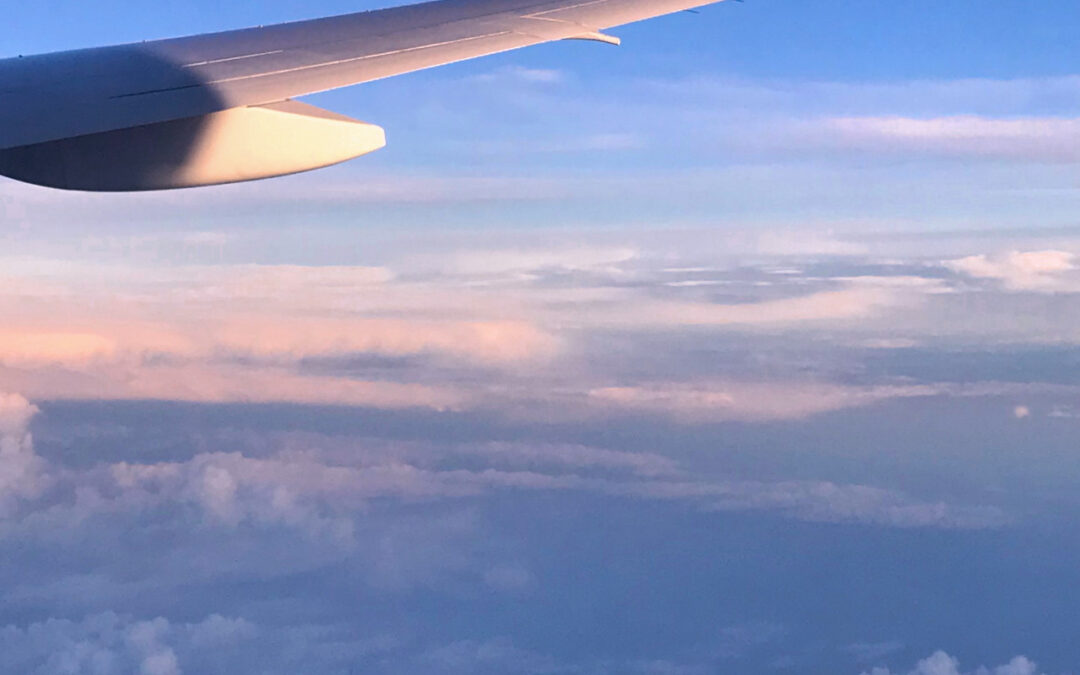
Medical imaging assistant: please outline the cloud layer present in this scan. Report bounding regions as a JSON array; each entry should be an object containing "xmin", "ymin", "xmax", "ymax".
[{"xmin": 6, "ymin": 238, "xmax": 1080, "ymax": 420}]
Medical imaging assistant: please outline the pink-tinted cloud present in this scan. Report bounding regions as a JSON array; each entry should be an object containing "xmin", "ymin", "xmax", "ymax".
[
  {"xmin": 3, "ymin": 365, "xmax": 466, "ymax": 411},
  {"xmin": 945, "ymin": 250, "xmax": 1077, "ymax": 291},
  {"xmin": 0, "ymin": 393, "xmax": 46, "ymax": 515}
]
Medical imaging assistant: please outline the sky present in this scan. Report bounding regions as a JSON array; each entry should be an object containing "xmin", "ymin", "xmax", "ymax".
[{"xmin": 3, "ymin": 1, "xmax": 1080, "ymax": 673}]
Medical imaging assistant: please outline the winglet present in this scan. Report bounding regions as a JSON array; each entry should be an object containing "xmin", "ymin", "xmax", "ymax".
[{"xmin": 566, "ymin": 31, "xmax": 622, "ymax": 46}]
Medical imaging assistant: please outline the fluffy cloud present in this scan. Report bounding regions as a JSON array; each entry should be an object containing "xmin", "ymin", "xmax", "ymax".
[
  {"xmin": 0, "ymin": 403, "xmax": 1006, "ymax": 537},
  {"xmin": 0, "ymin": 393, "xmax": 46, "ymax": 516},
  {"xmin": 0, "ymin": 392, "xmax": 37, "ymax": 437},
  {"xmin": 945, "ymin": 250, "xmax": 1077, "ymax": 291},
  {"xmin": 0, "ymin": 613, "xmax": 256, "ymax": 675},
  {"xmin": 30, "ymin": 449, "xmax": 996, "ymax": 534},
  {"xmin": 863, "ymin": 651, "xmax": 1043, "ymax": 675}
]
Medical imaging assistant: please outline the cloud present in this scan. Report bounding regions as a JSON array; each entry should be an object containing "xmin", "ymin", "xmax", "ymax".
[
  {"xmin": 625, "ymin": 76, "xmax": 1080, "ymax": 163},
  {"xmin": 748, "ymin": 232, "xmax": 868, "ymax": 257},
  {"xmin": 0, "ymin": 401, "xmax": 1006, "ymax": 537},
  {"xmin": 0, "ymin": 393, "xmax": 46, "ymax": 515},
  {"xmin": 462, "ymin": 442, "xmax": 680, "ymax": 477},
  {"xmin": 623, "ymin": 478, "xmax": 1007, "ymax": 530},
  {"xmin": 94, "ymin": 453, "xmax": 999, "ymax": 531},
  {"xmin": 432, "ymin": 246, "xmax": 638, "ymax": 277},
  {"xmin": 0, "ymin": 257, "xmax": 571, "ymax": 409},
  {"xmin": 0, "ymin": 242, "xmax": 1071, "ymax": 419},
  {"xmin": 3, "ymin": 364, "xmax": 468, "ymax": 411},
  {"xmin": 0, "ymin": 250, "xmax": 948, "ymax": 413},
  {"xmin": 945, "ymin": 250, "xmax": 1077, "ymax": 291},
  {"xmin": 862, "ymin": 651, "xmax": 1044, "ymax": 675},
  {"xmin": 424, "ymin": 637, "xmax": 567, "ymax": 674},
  {"xmin": 590, "ymin": 276, "xmax": 944, "ymax": 330},
  {"xmin": 471, "ymin": 66, "xmax": 566, "ymax": 85},
  {"xmin": 584, "ymin": 380, "xmax": 1080, "ymax": 425},
  {"xmin": 0, "ymin": 392, "xmax": 37, "ymax": 436},
  {"xmin": 0, "ymin": 318, "xmax": 552, "ymax": 409},
  {"xmin": 814, "ymin": 116, "xmax": 1080, "ymax": 162},
  {"xmin": 582, "ymin": 287, "xmax": 898, "ymax": 330},
  {"xmin": 213, "ymin": 317, "xmax": 558, "ymax": 364},
  {"xmin": 640, "ymin": 75, "xmax": 1080, "ymax": 120},
  {"xmin": 1049, "ymin": 405, "xmax": 1080, "ymax": 419},
  {"xmin": 0, "ymin": 613, "xmax": 255, "ymax": 675},
  {"xmin": 587, "ymin": 382, "xmax": 941, "ymax": 422}
]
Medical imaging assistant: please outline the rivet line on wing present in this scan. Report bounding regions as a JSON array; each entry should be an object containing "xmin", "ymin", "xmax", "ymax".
[
  {"xmin": 202, "ymin": 31, "xmax": 514, "ymax": 86},
  {"xmin": 524, "ymin": 0, "xmax": 614, "ymax": 18},
  {"xmin": 182, "ymin": 50, "xmax": 286, "ymax": 68}
]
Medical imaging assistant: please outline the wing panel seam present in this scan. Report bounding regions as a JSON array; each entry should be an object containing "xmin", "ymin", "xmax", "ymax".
[{"xmin": 112, "ymin": 31, "xmax": 514, "ymax": 100}]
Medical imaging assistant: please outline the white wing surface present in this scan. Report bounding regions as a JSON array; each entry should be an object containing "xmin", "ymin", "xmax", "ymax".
[{"xmin": 0, "ymin": 0, "xmax": 727, "ymax": 190}]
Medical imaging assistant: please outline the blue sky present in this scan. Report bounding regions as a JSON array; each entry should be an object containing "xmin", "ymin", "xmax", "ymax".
[{"xmin": 3, "ymin": 1, "xmax": 1080, "ymax": 674}]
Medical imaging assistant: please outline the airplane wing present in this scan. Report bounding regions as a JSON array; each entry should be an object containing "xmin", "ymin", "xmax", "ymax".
[{"xmin": 0, "ymin": 0, "xmax": 728, "ymax": 191}]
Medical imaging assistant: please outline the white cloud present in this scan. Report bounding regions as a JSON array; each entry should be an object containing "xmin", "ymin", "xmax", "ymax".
[
  {"xmin": 187, "ymin": 615, "xmax": 257, "ymax": 648},
  {"xmin": 816, "ymin": 116, "xmax": 1080, "ymax": 162},
  {"xmin": 462, "ymin": 442, "xmax": 679, "ymax": 477},
  {"xmin": 470, "ymin": 66, "xmax": 566, "ymax": 85},
  {"xmin": 0, "ymin": 402, "xmax": 1006, "ymax": 537},
  {"xmin": 0, "ymin": 393, "xmax": 46, "ymax": 515},
  {"xmin": 126, "ymin": 618, "xmax": 181, "ymax": 675},
  {"xmin": 945, "ymin": 250, "xmax": 1077, "ymax": 291},
  {"xmin": 641, "ymin": 75, "xmax": 1080, "ymax": 119},
  {"xmin": 593, "ymin": 285, "xmax": 918, "ymax": 329},
  {"xmin": 0, "ymin": 613, "xmax": 256, "ymax": 675},
  {"xmin": 863, "ymin": 651, "xmax": 1044, "ymax": 675},
  {"xmin": 432, "ymin": 246, "xmax": 638, "ymax": 277},
  {"xmin": 587, "ymin": 382, "xmax": 941, "ymax": 422},
  {"xmin": 0, "ymin": 392, "xmax": 37, "ymax": 437},
  {"xmin": 1049, "ymin": 405, "xmax": 1080, "ymax": 419},
  {"xmin": 629, "ymin": 76, "xmax": 1080, "ymax": 163},
  {"xmin": 623, "ymin": 478, "xmax": 1006, "ymax": 530},
  {"xmin": 94, "ymin": 450, "xmax": 1000, "ymax": 533}
]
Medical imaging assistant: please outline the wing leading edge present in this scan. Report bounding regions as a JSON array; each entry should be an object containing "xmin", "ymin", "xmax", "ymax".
[{"xmin": 0, "ymin": 0, "xmax": 728, "ymax": 190}]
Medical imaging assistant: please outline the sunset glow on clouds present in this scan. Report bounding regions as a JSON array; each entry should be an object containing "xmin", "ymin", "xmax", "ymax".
[
  {"xmin": 1, "ymin": 241, "xmax": 1079, "ymax": 416},
  {"xmin": 4, "ymin": 0, "xmax": 1080, "ymax": 672},
  {"xmin": 11, "ymin": 208, "xmax": 1080, "ymax": 674}
]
